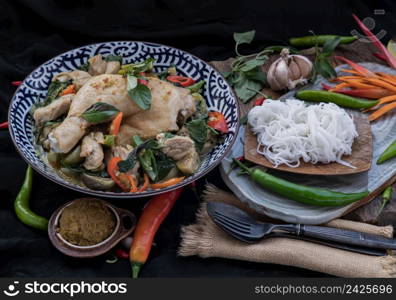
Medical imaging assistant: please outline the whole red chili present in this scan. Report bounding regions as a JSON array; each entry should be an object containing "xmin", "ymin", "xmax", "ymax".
[
  {"xmin": 0, "ymin": 121, "xmax": 8, "ymax": 129},
  {"xmin": 166, "ymin": 75, "xmax": 195, "ymax": 87},
  {"xmin": 129, "ymin": 188, "xmax": 183, "ymax": 278}
]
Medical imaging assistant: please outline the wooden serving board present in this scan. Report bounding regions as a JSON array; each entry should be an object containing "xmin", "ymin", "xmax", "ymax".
[
  {"xmin": 244, "ymin": 116, "xmax": 373, "ymax": 176},
  {"xmin": 210, "ymin": 40, "xmax": 396, "ymax": 223}
]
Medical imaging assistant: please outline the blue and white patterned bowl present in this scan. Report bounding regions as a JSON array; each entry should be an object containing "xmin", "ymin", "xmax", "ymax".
[{"xmin": 8, "ymin": 41, "xmax": 240, "ymax": 198}]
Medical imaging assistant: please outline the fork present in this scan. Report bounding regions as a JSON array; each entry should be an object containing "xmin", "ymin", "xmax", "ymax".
[{"xmin": 207, "ymin": 201, "xmax": 396, "ymax": 251}]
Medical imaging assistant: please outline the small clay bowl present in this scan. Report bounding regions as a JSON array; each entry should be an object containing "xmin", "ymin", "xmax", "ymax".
[{"xmin": 48, "ymin": 198, "xmax": 136, "ymax": 258}]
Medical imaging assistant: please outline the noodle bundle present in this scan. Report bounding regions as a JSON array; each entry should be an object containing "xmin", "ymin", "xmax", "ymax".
[{"xmin": 247, "ymin": 99, "xmax": 358, "ymax": 168}]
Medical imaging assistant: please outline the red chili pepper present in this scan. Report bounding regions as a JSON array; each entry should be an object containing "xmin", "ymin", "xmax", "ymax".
[
  {"xmin": 129, "ymin": 188, "xmax": 183, "ymax": 278},
  {"xmin": 352, "ymin": 13, "xmax": 396, "ymax": 68},
  {"xmin": 207, "ymin": 111, "xmax": 229, "ymax": 134},
  {"xmin": 373, "ymin": 52, "xmax": 387, "ymax": 62},
  {"xmin": 254, "ymin": 97, "xmax": 266, "ymax": 106},
  {"xmin": 12, "ymin": 81, "xmax": 22, "ymax": 86},
  {"xmin": 138, "ymin": 72, "xmax": 148, "ymax": 86},
  {"xmin": 0, "ymin": 121, "xmax": 8, "ymax": 129},
  {"xmin": 115, "ymin": 248, "xmax": 129, "ymax": 259},
  {"xmin": 235, "ymin": 156, "xmax": 245, "ymax": 161},
  {"xmin": 166, "ymin": 75, "xmax": 195, "ymax": 87}
]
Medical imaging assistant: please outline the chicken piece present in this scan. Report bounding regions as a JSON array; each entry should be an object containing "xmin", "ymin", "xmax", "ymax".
[
  {"xmin": 105, "ymin": 61, "xmax": 121, "ymax": 74},
  {"xmin": 53, "ymin": 70, "xmax": 91, "ymax": 90},
  {"xmin": 112, "ymin": 144, "xmax": 134, "ymax": 160},
  {"xmin": 33, "ymin": 94, "xmax": 74, "ymax": 126},
  {"xmin": 176, "ymin": 149, "xmax": 200, "ymax": 175},
  {"xmin": 80, "ymin": 132, "xmax": 104, "ymax": 170},
  {"xmin": 117, "ymin": 77, "xmax": 196, "ymax": 144},
  {"xmin": 49, "ymin": 74, "xmax": 142, "ymax": 153},
  {"xmin": 88, "ymin": 55, "xmax": 107, "ymax": 75},
  {"xmin": 161, "ymin": 135, "xmax": 200, "ymax": 175},
  {"xmin": 161, "ymin": 136, "xmax": 195, "ymax": 160}
]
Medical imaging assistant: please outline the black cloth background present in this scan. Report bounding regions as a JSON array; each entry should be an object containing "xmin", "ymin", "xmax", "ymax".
[{"xmin": 0, "ymin": 0, "xmax": 394, "ymax": 277}]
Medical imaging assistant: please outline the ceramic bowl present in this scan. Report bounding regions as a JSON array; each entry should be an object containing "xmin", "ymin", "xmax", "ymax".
[
  {"xmin": 8, "ymin": 41, "xmax": 239, "ymax": 198},
  {"xmin": 48, "ymin": 198, "xmax": 136, "ymax": 258}
]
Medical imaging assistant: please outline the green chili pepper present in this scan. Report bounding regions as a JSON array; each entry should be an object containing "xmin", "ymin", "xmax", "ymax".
[
  {"xmin": 187, "ymin": 80, "xmax": 205, "ymax": 93},
  {"xmin": 289, "ymin": 35, "xmax": 357, "ymax": 48},
  {"xmin": 376, "ymin": 186, "xmax": 393, "ymax": 219},
  {"xmin": 14, "ymin": 166, "xmax": 48, "ymax": 230},
  {"xmin": 377, "ymin": 139, "xmax": 396, "ymax": 164},
  {"xmin": 233, "ymin": 159, "xmax": 369, "ymax": 206},
  {"xmin": 296, "ymin": 90, "xmax": 378, "ymax": 109}
]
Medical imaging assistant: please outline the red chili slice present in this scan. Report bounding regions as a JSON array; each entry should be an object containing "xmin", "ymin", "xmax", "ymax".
[
  {"xmin": 166, "ymin": 75, "xmax": 195, "ymax": 87},
  {"xmin": 207, "ymin": 111, "xmax": 228, "ymax": 134}
]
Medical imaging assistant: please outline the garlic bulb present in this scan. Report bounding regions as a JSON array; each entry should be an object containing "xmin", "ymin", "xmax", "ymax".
[{"xmin": 267, "ymin": 48, "xmax": 313, "ymax": 91}]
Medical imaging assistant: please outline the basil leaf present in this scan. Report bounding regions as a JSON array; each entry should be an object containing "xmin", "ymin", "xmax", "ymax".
[
  {"xmin": 234, "ymin": 75, "xmax": 263, "ymax": 102},
  {"xmin": 128, "ymin": 83, "xmax": 152, "ymax": 110},
  {"xmin": 81, "ymin": 102, "xmax": 119, "ymax": 123},
  {"xmin": 139, "ymin": 149, "xmax": 157, "ymax": 181},
  {"xmin": 239, "ymin": 57, "xmax": 266, "ymax": 72},
  {"xmin": 243, "ymin": 66, "xmax": 267, "ymax": 84},
  {"xmin": 233, "ymin": 30, "xmax": 256, "ymax": 46},
  {"xmin": 155, "ymin": 152, "xmax": 175, "ymax": 182},
  {"xmin": 117, "ymin": 139, "xmax": 159, "ymax": 172},
  {"xmin": 46, "ymin": 80, "xmax": 72, "ymax": 103},
  {"xmin": 186, "ymin": 117, "xmax": 208, "ymax": 151},
  {"xmin": 322, "ymin": 36, "xmax": 342, "ymax": 56},
  {"xmin": 105, "ymin": 54, "xmax": 123, "ymax": 64},
  {"xmin": 127, "ymin": 74, "xmax": 138, "ymax": 91},
  {"xmin": 120, "ymin": 58, "xmax": 155, "ymax": 76},
  {"xmin": 316, "ymin": 58, "xmax": 337, "ymax": 79}
]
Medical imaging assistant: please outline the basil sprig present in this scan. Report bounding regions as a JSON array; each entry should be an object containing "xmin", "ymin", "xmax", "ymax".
[
  {"xmin": 226, "ymin": 30, "xmax": 298, "ymax": 103},
  {"xmin": 120, "ymin": 58, "xmax": 155, "ymax": 110},
  {"xmin": 311, "ymin": 35, "xmax": 342, "ymax": 81},
  {"xmin": 81, "ymin": 102, "xmax": 119, "ymax": 123},
  {"xmin": 117, "ymin": 138, "xmax": 158, "ymax": 172}
]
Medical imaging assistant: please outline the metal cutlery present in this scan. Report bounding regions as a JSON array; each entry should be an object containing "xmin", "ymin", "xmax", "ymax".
[{"xmin": 207, "ymin": 202, "xmax": 395, "ymax": 254}]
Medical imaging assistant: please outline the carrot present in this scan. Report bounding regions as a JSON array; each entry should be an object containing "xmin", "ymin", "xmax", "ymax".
[
  {"xmin": 340, "ymin": 79, "xmax": 375, "ymax": 89},
  {"xmin": 364, "ymin": 95, "xmax": 396, "ymax": 112},
  {"xmin": 60, "ymin": 84, "xmax": 75, "ymax": 96},
  {"xmin": 150, "ymin": 177, "xmax": 185, "ymax": 190},
  {"xmin": 339, "ymin": 68, "xmax": 361, "ymax": 75},
  {"xmin": 138, "ymin": 173, "xmax": 149, "ymax": 192},
  {"xmin": 363, "ymin": 78, "xmax": 396, "ymax": 93},
  {"xmin": 128, "ymin": 175, "xmax": 138, "ymax": 193},
  {"xmin": 107, "ymin": 156, "xmax": 129, "ymax": 191},
  {"xmin": 329, "ymin": 82, "xmax": 349, "ymax": 91},
  {"xmin": 109, "ymin": 112, "xmax": 123, "ymax": 135},
  {"xmin": 335, "ymin": 56, "xmax": 375, "ymax": 77},
  {"xmin": 368, "ymin": 102, "xmax": 396, "ymax": 121}
]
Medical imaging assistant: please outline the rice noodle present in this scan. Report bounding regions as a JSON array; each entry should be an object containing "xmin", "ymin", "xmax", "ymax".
[{"xmin": 247, "ymin": 99, "xmax": 358, "ymax": 168}]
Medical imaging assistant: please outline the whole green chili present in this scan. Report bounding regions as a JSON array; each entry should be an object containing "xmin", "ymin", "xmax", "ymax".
[
  {"xmin": 233, "ymin": 159, "xmax": 369, "ymax": 207},
  {"xmin": 377, "ymin": 139, "xmax": 396, "ymax": 164},
  {"xmin": 296, "ymin": 90, "xmax": 378, "ymax": 109},
  {"xmin": 14, "ymin": 166, "xmax": 48, "ymax": 230},
  {"xmin": 289, "ymin": 35, "xmax": 357, "ymax": 48}
]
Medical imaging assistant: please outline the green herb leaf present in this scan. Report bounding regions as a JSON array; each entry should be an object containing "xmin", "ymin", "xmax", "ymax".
[
  {"xmin": 117, "ymin": 139, "xmax": 159, "ymax": 172},
  {"xmin": 315, "ymin": 58, "xmax": 337, "ymax": 79},
  {"xmin": 239, "ymin": 57, "xmax": 266, "ymax": 72},
  {"xmin": 243, "ymin": 66, "xmax": 267, "ymax": 84},
  {"xmin": 127, "ymin": 74, "xmax": 138, "ymax": 91},
  {"xmin": 46, "ymin": 80, "xmax": 72, "ymax": 103},
  {"xmin": 234, "ymin": 75, "xmax": 263, "ymax": 102},
  {"xmin": 233, "ymin": 30, "xmax": 256, "ymax": 46},
  {"xmin": 105, "ymin": 55, "xmax": 123, "ymax": 64},
  {"xmin": 322, "ymin": 36, "xmax": 342, "ymax": 56},
  {"xmin": 186, "ymin": 117, "xmax": 208, "ymax": 151},
  {"xmin": 128, "ymin": 83, "xmax": 152, "ymax": 110},
  {"xmin": 155, "ymin": 152, "xmax": 175, "ymax": 182},
  {"xmin": 81, "ymin": 102, "xmax": 119, "ymax": 123},
  {"xmin": 139, "ymin": 149, "xmax": 158, "ymax": 181},
  {"xmin": 120, "ymin": 58, "xmax": 155, "ymax": 76}
]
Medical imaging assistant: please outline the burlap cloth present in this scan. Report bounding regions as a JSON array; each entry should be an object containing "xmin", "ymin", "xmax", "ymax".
[{"xmin": 179, "ymin": 184, "xmax": 396, "ymax": 277}]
